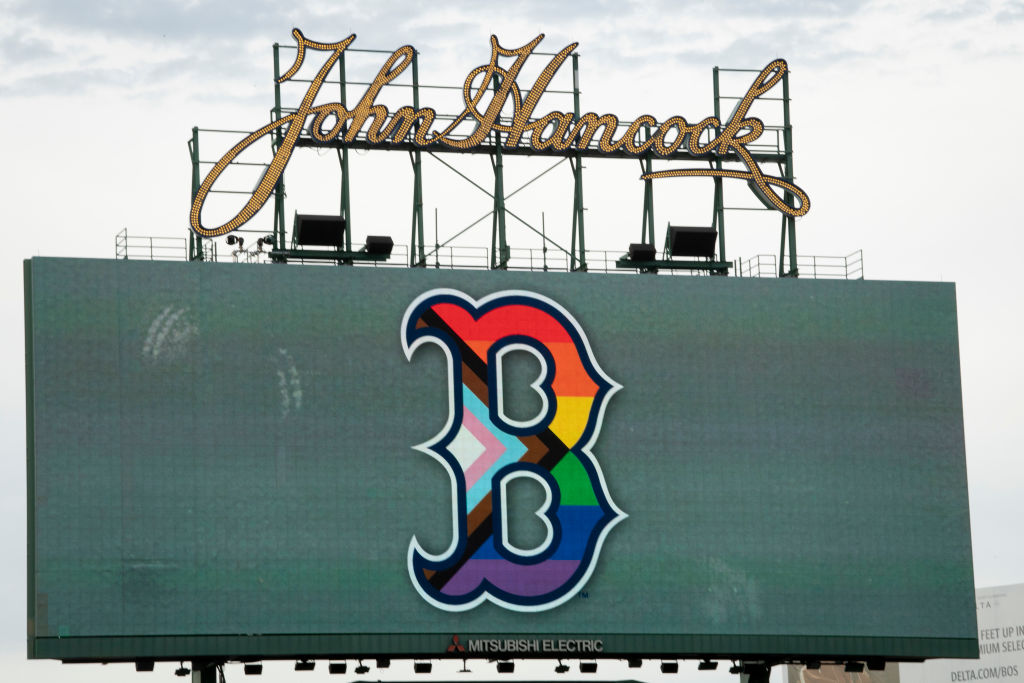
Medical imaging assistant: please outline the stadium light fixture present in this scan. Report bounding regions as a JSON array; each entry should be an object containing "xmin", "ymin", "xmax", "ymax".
[
  {"xmin": 376, "ymin": 657, "xmax": 391, "ymax": 669},
  {"xmin": 845, "ymin": 662, "xmax": 865, "ymax": 673},
  {"xmin": 496, "ymin": 661, "xmax": 515, "ymax": 673},
  {"xmin": 295, "ymin": 660, "xmax": 315, "ymax": 671},
  {"xmin": 627, "ymin": 658, "xmax": 642, "ymax": 668},
  {"xmin": 329, "ymin": 662, "xmax": 347, "ymax": 675},
  {"xmin": 135, "ymin": 660, "xmax": 154, "ymax": 672},
  {"xmin": 555, "ymin": 660, "xmax": 570, "ymax": 674},
  {"xmin": 580, "ymin": 661, "xmax": 598, "ymax": 673},
  {"xmin": 867, "ymin": 659, "xmax": 886, "ymax": 671},
  {"xmin": 660, "ymin": 661, "xmax": 678, "ymax": 674},
  {"xmin": 805, "ymin": 661, "xmax": 821, "ymax": 670},
  {"xmin": 667, "ymin": 225, "xmax": 717, "ymax": 258},
  {"xmin": 364, "ymin": 235, "xmax": 394, "ymax": 256},
  {"xmin": 244, "ymin": 663, "xmax": 263, "ymax": 676},
  {"xmin": 628, "ymin": 243, "xmax": 656, "ymax": 261},
  {"xmin": 698, "ymin": 660, "xmax": 718, "ymax": 670},
  {"xmin": 174, "ymin": 664, "xmax": 190, "ymax": 677},
  {"xmin": 355, "ymin": 660, "xmax": 370, "ymax": 675},
  {"xmin": 293, "ymin": 214, "xmax": 346, "ymax": 247},
  {"xmin": 414, "ymin": 662, "xmax": 432, "ymax": 674}
]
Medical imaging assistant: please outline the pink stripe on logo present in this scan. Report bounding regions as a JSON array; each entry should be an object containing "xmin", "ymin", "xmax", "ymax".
[{"xmin": 462, "ymin": 406, "xmax": 506, "ymax": 490}]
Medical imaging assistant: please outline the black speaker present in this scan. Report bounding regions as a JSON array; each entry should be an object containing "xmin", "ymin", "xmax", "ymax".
[
  {"xmin": 628, "ymin": 243, "xmax": 656, "ymax": 261},
  {"xmin": 365, "ymin": 235, "xmax": 394, "ymax": 255},
  {"xmin": 294, "ymin": 214, "xmax": 346, "ymax": 247},
  {"xmin": 668, "ymin": 225, "xmax": 717, "ymax": 257}
]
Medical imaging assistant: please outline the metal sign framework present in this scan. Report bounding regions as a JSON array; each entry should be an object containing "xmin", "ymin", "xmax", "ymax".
[{"xmin": 187, "ymin": 31, "xmax": 804, "ymax": 276}]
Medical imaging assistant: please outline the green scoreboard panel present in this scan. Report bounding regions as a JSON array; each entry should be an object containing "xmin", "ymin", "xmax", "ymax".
[{"xmin": 24, "ymin": 257, "xmax": 976, "ymax": 661}]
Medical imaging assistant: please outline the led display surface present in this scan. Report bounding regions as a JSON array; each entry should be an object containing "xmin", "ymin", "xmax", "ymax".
[{"xmin": 24, "ymin": 258, "xmax": 976, "ymax": 661}]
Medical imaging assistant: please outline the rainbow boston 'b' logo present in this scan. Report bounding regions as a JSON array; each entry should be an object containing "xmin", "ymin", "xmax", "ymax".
[{"xmin": 402, "ymin": 289, "xmax": 625, "ymax": 612}]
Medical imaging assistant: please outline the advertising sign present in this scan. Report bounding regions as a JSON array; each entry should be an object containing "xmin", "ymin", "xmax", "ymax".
[
  {"xmin": 901, "ymin": 585, "xmax": 1024, "ymax": 683},
  {"xmin": 189, "ymin": 30, "xmax": 810, "ymax": 238},
  {"xmin": 25, "ymin": 258, "xmax": 975, "ymax": 662}
]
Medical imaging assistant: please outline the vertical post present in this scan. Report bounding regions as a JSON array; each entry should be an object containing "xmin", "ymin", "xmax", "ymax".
[
  {"xmin": 490, "ymin": 74, "xmax": 508, "ymax": 270},
  {"xmin": 339, "ymin": 50, "xmax": 352, "ymax": 254},
  {"xmin": 640, "ymin": 124, "xmax": 654, "ymax": 247},
  {"xmin": 410, "ymin": 50, "xmax": 426, "ymax": 266},
  {"xmin": 189, "ymin": 126, "xmax": 201, "ymax": 261},
  {"xmin": 434, "ymin": 207, "xmax": 440, "ymax": 269},
  {"xmin": 782, "ymin": 68, "xmax": 798, "ymax": 277},
  {"xmin": 542, "ymin": 212, "xmax": 548, "ymax": 271},
  {"xmin": 272, "ymin": 43, "xmax": 287, "ymax": 261},
  {"xmin": 570, "ymin": 52, "xmax": 587, "ymax": 271},
  {"xmin": 779, "ymin": 220, "xmax": 787, "ymax": 278},
  {"xmin": 712, "ymin": 66, "xmax": 727, "ymax": 268},
  {"xmin": 191, "ymin": 661, "xmax": 218, "ymax": 683},
  {"xmin": 739, "ymin": 663, "xmax": 771, "ymax": 683}
]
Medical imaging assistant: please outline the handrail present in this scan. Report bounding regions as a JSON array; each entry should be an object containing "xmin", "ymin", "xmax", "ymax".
[{"xmin": 114, "ymin": 230, "xmax": 863, "ymax": 279}]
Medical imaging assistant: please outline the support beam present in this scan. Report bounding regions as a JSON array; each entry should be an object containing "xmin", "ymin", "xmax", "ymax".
[
  {"xmin": 712, "ymin": 66, "xmax": 727, "ymax": 267},
  {"xmin": 189, "ymin": 126, "xmax": 201, "ymax": 261},
  {"xmin": 191, "ymin": 661, "xmax": 219, "ymax": 683},
  {"xmin": 569, "ymin": 52, "xmax": 587, "ymax": 271},
  {"xmin": 782, "ymin": 68, "xmax": 798, "ymax": 277},
  {"xmin": 490, "ymin": 75, "xmax": 508, "ymax": 270},
  {"xmin": 339, "ymin": 51, "xmax": 352, "ymax": 254},
  {"xmin": 409, "ymin": 51, "xmax": 426, "ymax": 267},
  {"xmin": 272, "ymin": 43, "xmax": 288, "ymax": 262}
]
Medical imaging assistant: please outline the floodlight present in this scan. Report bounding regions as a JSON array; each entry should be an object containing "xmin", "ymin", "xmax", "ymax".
[
  {"xmin": 580, "ymin": 661, "xmax": 598, "ymax": 673},
  {"xmin": 667, "ymin": 225, "xmax": 717, "ymax": 258},
  {"xmin": 867, "ymin": 659, "xmax": 886, "ymax": 671},
  {"xmin": 414, "ymin": 662, "xmax": 432, "ymax": 674},
  {"xmin": 244, "ymin": 663, "xmax": 263, "ymax": 675},
  {"xmin": 294, "ymin": 213, "xmax": 346, "ymax": 247},
  {"xmin": 628, "ymin": 243, "xmax": 656, "ymax": 261},
  {"xmin": 698, "ymin": 660, "xmax": 718, "ymax": 670},
  {"xmin": 226, "ymin": 234, "xmax": 243, "ymax": 247},
  {"xmin": 660, "ymin": 661, "xmax": 678, "ymax": 674},
  {"xmin": 364, "ymin": 235, "xmax": 394, "ymax": 256},
  {"xmin": 355, "ymin": 661, "xmax": 370, "ymax": 675},
  {"xmin": 135, "ymin": 660, "xmax": 154, "ymax": 672},
  {"xmin": 845, "ymin": 662, "xmax": 865, "ymax": 673},
  {"xmin": 496, "ymin": 661, "xmax": 515, "ymax": 673},
  {"xmin": 555, "ymin": 660, "xmax": 570, "ymax": 673},
  {"xmin": 295, "ymin": 660, "xmax": 315, "ymax": 671},
  {"xmin": 805, "ymin": 661, "xmax": 821, "ymax": 670},
  {"xmin": 329, "ymin": 662, "xmax": 347, "ymax": 674},
  {"xmin": 174, "ymin": 664, "xmax": 190, "ymax": 677},
  {"xmin": 627, "ymin": 658, "xmax": 642, "ymax": 668},
  {"xmin": 376, "ymin": 657, "xmax": 391, "ymax": 669}
]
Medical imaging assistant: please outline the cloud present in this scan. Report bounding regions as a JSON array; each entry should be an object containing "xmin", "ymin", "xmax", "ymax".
[
  {"xmin": 995, "ymin": 0, "xmax": 1024, "ymax": 20},
  {"xmin": 924, "ymin": 0, "xmax": 991, "ymax": 21},
  {"xmin": 6, "ymin": 0, "xmax": 286, "ymax": 41}
]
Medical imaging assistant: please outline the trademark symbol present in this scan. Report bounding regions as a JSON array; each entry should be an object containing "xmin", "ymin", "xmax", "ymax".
[{"xmin": 579, "ymin": 591, "xmax": 590, "ymax": 599}]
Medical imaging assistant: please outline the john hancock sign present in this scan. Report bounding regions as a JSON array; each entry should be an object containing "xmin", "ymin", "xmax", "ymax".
[{"xmin": 189, "ymin": 30, "xmax": 811, "ymax": 238}]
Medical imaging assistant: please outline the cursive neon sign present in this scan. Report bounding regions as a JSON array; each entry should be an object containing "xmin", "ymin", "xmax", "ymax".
[{"xmin": 190, "ymin": 30, "xmax": 810, "ymax": 238}]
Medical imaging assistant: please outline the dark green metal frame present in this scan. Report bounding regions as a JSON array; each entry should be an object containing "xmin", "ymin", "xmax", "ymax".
[{"xmin": 31, "ymin": 632, "xmax": 977, "ymax": 663}]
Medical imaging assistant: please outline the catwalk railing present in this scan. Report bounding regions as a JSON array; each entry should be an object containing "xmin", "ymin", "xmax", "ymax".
[{"xmin": 115, "ymin": 230, "xmax": 864, "ymax": 279}]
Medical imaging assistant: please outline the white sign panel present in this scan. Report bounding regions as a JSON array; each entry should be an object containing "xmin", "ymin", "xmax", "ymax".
[{"xmin": 902, "ymin": 584, "xmax": 1024, "ymax": 683}]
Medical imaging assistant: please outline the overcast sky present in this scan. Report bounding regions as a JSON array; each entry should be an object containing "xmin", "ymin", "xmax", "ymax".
[{"xmin": 2, "ymin": 0, "xmax": 1023, "ymax": 681}]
